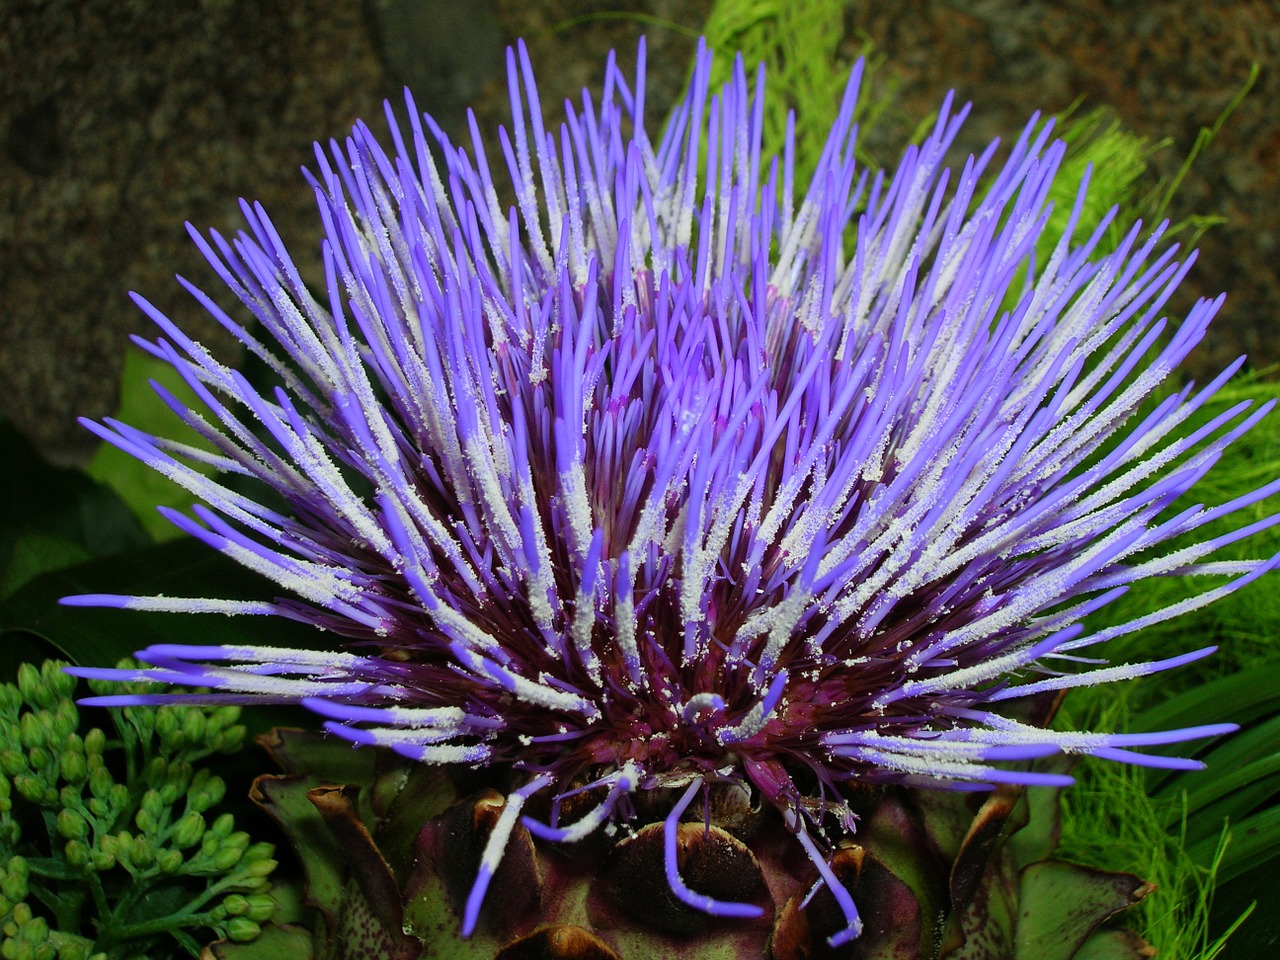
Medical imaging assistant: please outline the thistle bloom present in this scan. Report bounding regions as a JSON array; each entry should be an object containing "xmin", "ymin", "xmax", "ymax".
[{"xmin": 66, "ymin": 40, "xmax": 1280, "ymax": 945}]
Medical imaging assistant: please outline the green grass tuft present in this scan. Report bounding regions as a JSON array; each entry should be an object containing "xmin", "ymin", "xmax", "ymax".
[{"xmin": 1057, "ymin": 699, "xmax": 1252, "ymax": 960}]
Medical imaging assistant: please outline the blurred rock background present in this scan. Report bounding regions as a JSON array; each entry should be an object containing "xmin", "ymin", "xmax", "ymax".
[{"xmin": 1, "ymin": 0, "xmax": 1275, "ymax": 463}]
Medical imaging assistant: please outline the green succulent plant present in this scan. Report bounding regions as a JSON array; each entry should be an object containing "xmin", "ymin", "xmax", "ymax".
[
  {"xmin": 0, "ymin": 659, "xmax": 276, "ymax": 960},
  {"xmin": 216, "ymin": 721, "xmax": 1153, "ymax": 960}
]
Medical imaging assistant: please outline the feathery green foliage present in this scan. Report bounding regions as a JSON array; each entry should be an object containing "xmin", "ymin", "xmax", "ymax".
[
  {"xmin": 703, "ymin": 0, "xmax": 889, "ymax": 182},
  {"xmin": 1056, "ymin": 699, "xmax": 1250, "ymax": 960}
]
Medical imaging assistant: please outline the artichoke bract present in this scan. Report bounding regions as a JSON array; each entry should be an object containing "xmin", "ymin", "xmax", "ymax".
[
  {"xmin": 66, "ymin": 36, "xmax": 1274, "ymax": 949},
  {"xmin": 210, "ymin": 726, "xmax": 1154, "ymax": 960}
]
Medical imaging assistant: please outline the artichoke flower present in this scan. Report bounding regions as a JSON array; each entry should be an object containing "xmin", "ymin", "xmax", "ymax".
[{"xmin": 66, "ymin": 38, "xmax": 1278, "ymax": 957}]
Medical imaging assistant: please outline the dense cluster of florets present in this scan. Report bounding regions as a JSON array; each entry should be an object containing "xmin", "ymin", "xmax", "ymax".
[{"xmin": 67, "ymin": 40, "xmax": 1279, "ymax": 943}]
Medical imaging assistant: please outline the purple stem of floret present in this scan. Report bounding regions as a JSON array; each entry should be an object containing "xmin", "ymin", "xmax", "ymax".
[
  {"xmin": 787, "ymin": 806, "xmax": 864, "ymax": 947},
  {"xmin": 461, "ymin": 773, "xmax": 552, "ymax": 937},
  {"xmin": 663, "ymin": 779, "xmax": 765, "ymax": 920}
]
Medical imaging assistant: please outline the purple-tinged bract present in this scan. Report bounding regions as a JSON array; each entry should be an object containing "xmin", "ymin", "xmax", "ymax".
[{"xmin": 67, "ymin": 40, "xmax": 1280, "ymax": 944}]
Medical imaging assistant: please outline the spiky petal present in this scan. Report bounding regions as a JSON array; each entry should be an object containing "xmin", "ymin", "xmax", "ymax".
[{"xmin": 67, "ymin": 39, "xmax": 1278, "ymax": 943}]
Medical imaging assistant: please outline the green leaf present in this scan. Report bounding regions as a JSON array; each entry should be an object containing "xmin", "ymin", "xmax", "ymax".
[
  {"xmin": 1188, "ymin": 805, "xmax": 1280, "ymax": 884},
  {"xmin": 85, "ymin": 347, "xmax": 216, "ymax": 542},
  {"xmin": 251, "ymin": 775, "xmax": 349, "ymax": 935},
  {"xmin": 1072, "ymin": 928, "xmax": 1163, "ymax": 960},
  {"xmin": 0, "ymin": 418, "xmax": 150, "ymax": 601},
  {"xmin": 1130, "ymin": 664, "xmax": 1280, "ymax": 737},
  {"xmin": 1014, "ymin": 862, "xmax": 1150, "ymax": 960},
  {"xmin": 258, "ymin": 727, "xmax": 378, "ymax": 785},
  {"xmin": 202, "ymin": 923, "xmax": 316, "ymax": 960},
  {"xmin": 1174, "ymin": 754, "xmax": 1280, "ymax": 852},
  {"xmin": 0, "ymin": 537, "xmax": 326, "ymax": 667}
]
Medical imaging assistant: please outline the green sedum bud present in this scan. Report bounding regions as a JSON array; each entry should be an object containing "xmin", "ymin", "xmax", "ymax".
[
  {"xmin": 155, "ymin": 761, "xmax": 191, "ymax": 806},
  {"xmin": 179, "ymin": 708, "xmax": 206, "ymax": 746},
  {"xmin": 56, "ymin": 809, "xmax": 88, "ymax": 842},
  {"xmin": 40, "ymin": 660, "xmax": 75, "ymax": 703},
  {"xmin": 225, "ymin": 918, "xmax": 260, "ymax": 943},
  {"xmin": 0, "ymin": 753, "xmax": 22, "ymax": 778},
  {"xmin": 128, "ymin": 834, "xmax": 154, "ymax": 870},
  {"xmin": 63, "ymin": 840, "xmax": 90, "ymax": 869},
  {"xmin": 51, "ymin": 702, "xmax": 77, "ymax": 741},
  {"xmin": 211, "ymin": 725, "xmax": 246, "ymax": 754},
  {"xmin": 243, "ymin": 857, "xmax": 277, "ymax": 879},
  {"xmin": 0, "ymin": 660, "xmax": 272, "ymax": 956},
  {"xmin": 244, "ymin": 894, "xmax": 275, "ymax": 923},
  {"xmin": 87, "ymin": 766, "xmax": 112, "ymax": 801},
  {"xmin": 212, "ymin": 846, "xmax": 243, "ymax": 872},
  {"xmin": 153, "ymin": 708, "xmax": 180, "ymax": 746},
  {"xmin": 24, "ymin": 748, "xmax": 49, "ymax": 775},
  {"xmin": 210, "ymin": 812, "xmax": 235, "ymax": 839},
  {"xmin": 1, "ymin": 858, "xmax": 28, "ymax": 903},
  {"xmin": 141, "ymin": 756, "xmax": 167, "ymax": 788},
  {"xmin": 82, "ymin": 728, "xmax": 105, "ymax": 757},
  {"xmin": 58, "ymin": 751, "xmax": 86, "ymax": 786},
  {"xmin": 15, "ymin": 663, "xmax": 46, "ymax": 708},
  {"xmin": 13, "ymin": 775, "xmax": 49, "ymax": 805},
  {"xmin": 133, "ymin": 807, "xmax": 157, "ymax": 836},
  {"xmin": 172, "ymin": 811, "xmax": 205, "ymax": 849},
  {"xmin": 18, "ymin": 713, "xmax": 45, "ymax": 751}
]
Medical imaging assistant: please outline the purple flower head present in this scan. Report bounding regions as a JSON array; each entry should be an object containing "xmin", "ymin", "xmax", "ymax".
[{"xmin": 65, "ymin": 39, "xmax": 1280, "ymax": 945}]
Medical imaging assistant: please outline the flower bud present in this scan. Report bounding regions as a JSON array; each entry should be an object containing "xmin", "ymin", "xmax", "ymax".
[
  {"xmin": 25, "ymin": 748, "xmax": 49, "ymax": 774},
  {"xmin": 56, "ymin": 809, "xmax": 88, "ymax": 841},
  {"xmin": 157, "ymin": 762, "xmax": 192, "ymax": 806},
  {"xmin": 166, "ymin": 810, "xmax": 200, "ymax": 852},
  {"xmin": 128, "ymin": 834, "xmax": 154, "ymax": 869},
  {"xmin": 223, "ymin": 894, "xmax": 249, "ymax": 916},
  {"xmin": 123, "ymin": 707, "xmax": 154, "ymax": 741},
  {"xmin": 13, "ymin": 775, "xmax": 45, "ymax": 804},
  {"xmin": 1, "ymin": 858, "xmax": 28, "ymax": 903},
  {"xmin": 83, "ymin": 727, "xmax": 106, "ymax": 757},
  {"xmin": 225, "ymin": 918, "xmax": 260, "ymax": 943},
  {"xmin": 18, "ymin": 713, "xmax": 44, "ymax": 751},
  {"xmin": 134, "ymin": 808, "xmax": 157, "ymax": 835},
  {"xmin": 108, "ymin": 784, "xmax": 129, "ymax": 812},
  {"xmin": 140, "ymin": 789, "xmax": 164, "ymax": 821},
  {"xmin": 58, "ymin": 751, "xmax": 86, "ymax": 785},
  {"xmin": 88, "ymin": 766, "xmax": 113, "ymax": 801},
  {"xmin": 41, "ymin": 660, "xmax": 75, "ymax": 702},
  {"xmin": 243, "ymin": 841, "xmax": 274, "ymax": 863},
  {"xmin": 244, "ymin": 858, "xmax": 276, "ymax": 879},
  {"xmin": 64, "ymin": 840, "xmax": 90, "ymax": 868},
  {"xmin": 212, "ymin": 846, "xmax": 243, "ymax": 871},
  {"xmin": 51, "ymin": 702, "xmax": 77, "ymax": 740},
  {"xmin": 212, "ymin": 725, "xmax": 246, "ymax": 754},
  {"xmin": 142, "ymin": 756, "xmax": 167, "ymax": 788},
  {"xmin": 244, "ymin": 894, "xmax": 275, "ymax": 922},
  {"xmin": 191, "ymin": 774, "xmax": 226, "ymax": 813},
  {"xmin": 157, "ymin": 849, "xmax": 183, "ymax": 874},
  {"xmin": 210, "ymin": 813, "xmax": 235, "ymax": 838},
  {"xmin": 180, "ymin": 709, "xmax": 207, "ymax": 745},
  {"xmin": 0, "ymin": 752, "xmax": 24, "ymax": 777},
  {"xmin": 15, "ymin": 663, "xmax": 46, "ymax": 707},
  {"xmin": 208, "ymin": 706, "xmax": 241, "ymax": 734},
  {"xmin": 153, "ymin": 707, "xmax": 179, "ymax": 735},
  {"xmin": 0, "ymin": 685, "xmax": 20, "ymax": 714}
]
